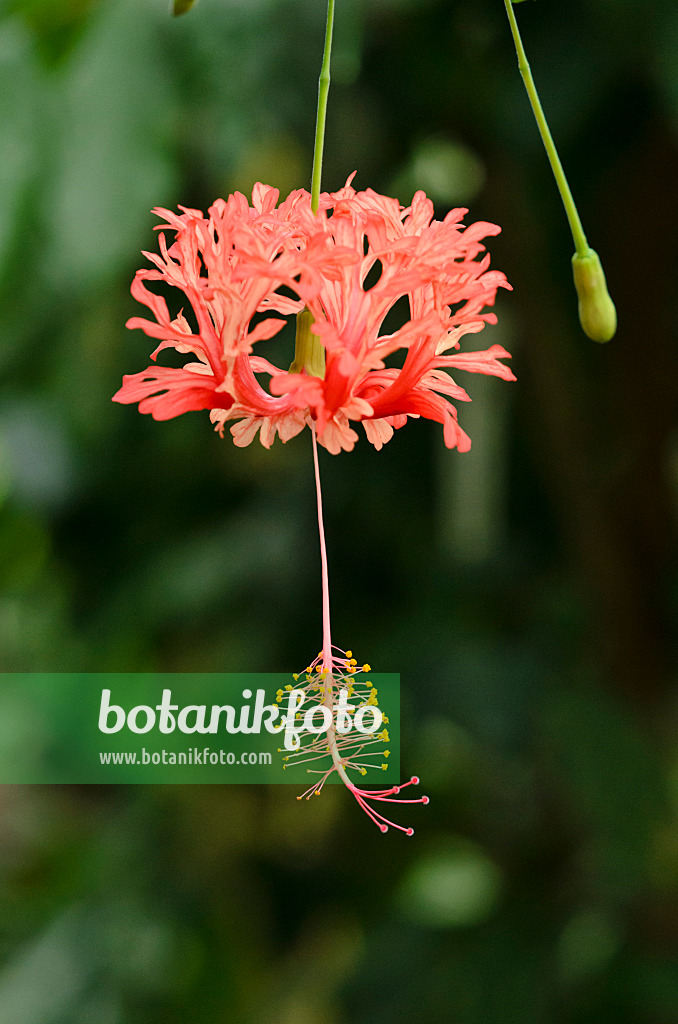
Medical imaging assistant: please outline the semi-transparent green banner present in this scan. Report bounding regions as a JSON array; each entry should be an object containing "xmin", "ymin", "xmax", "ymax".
[{"xmin": 0, "ymin": 673, "xmax": 400, "ymax": 784}]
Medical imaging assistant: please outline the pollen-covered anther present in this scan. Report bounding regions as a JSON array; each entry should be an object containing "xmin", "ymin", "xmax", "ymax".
[{"xmin": 285, "ymin": 647, "xmax": 428, "ymax": 836}]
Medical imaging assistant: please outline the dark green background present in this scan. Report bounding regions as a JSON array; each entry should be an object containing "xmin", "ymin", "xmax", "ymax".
[{"xmin": 0, "ymin": 0, "xmax": 676, "ymax": 1021}]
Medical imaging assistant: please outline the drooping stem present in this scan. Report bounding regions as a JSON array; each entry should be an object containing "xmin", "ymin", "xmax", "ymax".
[
  {"xmin": 311, "ymin": 424, "xmax": 332, "ymax": 670},
  {"xmin": 310, "ymin": 0, "xmax": 336, "ymax": 214},
  {"xmin": 503, "ymin": 0, "xmax": 588, "ymax": 257}
]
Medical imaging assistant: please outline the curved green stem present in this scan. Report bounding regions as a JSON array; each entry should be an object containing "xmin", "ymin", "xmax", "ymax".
[
  {"xmin": 310, "ymin": 0, "xmax": 336, "ymax": 214},
  {"xmin": 503, "ymin": 0, "xmax": 588, "ymax": 257}
]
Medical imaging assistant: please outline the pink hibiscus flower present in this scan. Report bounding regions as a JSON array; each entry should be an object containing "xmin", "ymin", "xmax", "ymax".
[{"xmin": 113, "ymin": 178, "xmax": 514, "ymax": 452}]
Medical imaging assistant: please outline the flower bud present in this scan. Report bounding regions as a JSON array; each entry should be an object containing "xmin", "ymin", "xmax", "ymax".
[
  {"xmin": 172, "ymin": 0, "xmax": 198, "ymax": 16},
  {"xmin": 571, "ymin": 249, "xmax": 617, "ymax": 343}
]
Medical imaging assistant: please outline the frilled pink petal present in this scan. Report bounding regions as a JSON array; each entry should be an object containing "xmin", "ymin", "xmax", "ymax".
[
  {"xmin": 245, "ymin": 317, "xmax": 287, "ymax": 344},
  {"xmin": 227, "ymin": 410, "xmax": 307, "ymax": 448},
  {"xmin": 116, "ymin": 178, "xmax": 514, "ymax": 453},
  {"xmin": 113, "ymin": 365, "xmax": 232, "ymax": 421},
  {"xmin": 251, "ymin": 182, "xmax": 280, "ymax": 214},
  {"xmin": 439, "ymin": 345, "xmax": 516, "ymax": 380},
  {"xmin": 269, "ymin": 371, "xmax": 325, "ymax": 409},
  {"xmin": 318, "ymin": 415, "xmax": 360, "ymax": 455},
  {"xmin": 363, "ymin": 417, "xmax": 395, "ymax": 450}
]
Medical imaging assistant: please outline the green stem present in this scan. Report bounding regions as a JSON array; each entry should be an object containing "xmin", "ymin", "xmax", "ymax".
[
  {"xmin": 310, "ymin": 0, "xmax": 335, "ymax": 214},
  {"xmin": 291, "ymin": 0, "xmax": 335, "ymax": 376},
  {"xmin": 503, "ymin": 0, "xmax": 589, "ymax": 257}
]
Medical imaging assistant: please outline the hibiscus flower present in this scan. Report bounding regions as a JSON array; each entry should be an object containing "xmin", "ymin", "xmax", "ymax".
[{"xmin": 113, "ymin": 178, "xmax": 514, "ymax": 452}]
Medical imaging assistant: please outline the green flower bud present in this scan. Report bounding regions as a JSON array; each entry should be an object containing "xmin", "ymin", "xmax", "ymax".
[
  {"xmin": 172, "ymin": 0, "xmax": 198, "ymax": 16},
  {"xmin": 571, "ymin": 249, "xmax": 617, "ymax": 343}
]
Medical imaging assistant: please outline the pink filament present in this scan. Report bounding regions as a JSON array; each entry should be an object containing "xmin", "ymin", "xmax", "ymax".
[
  {"xmin": 311, "ymin": 424, "xmax": 333, "ymax": 671},
  {"xmin": 308, "ymin": 433, "xmax": 428, "ymax": 834}
]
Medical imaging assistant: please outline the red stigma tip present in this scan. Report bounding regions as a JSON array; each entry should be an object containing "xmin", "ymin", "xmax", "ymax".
[
  {"xmin": 393, "ymin": 787, "xmax": 400, "ymax": 794},
  {"xmin": 406, "ymin": 827, "xmax": 414, "ymax": 836},
  {"xmin": 422, "ymin": 795, "xmax": 430, "ymax": 805},
  {"xmin": 379, "ymin": 823, "xmax": 388, "ymax": 833},
  {"xmin": 411, "ymin": 776, "xmax": 419, "ymax": 785}
]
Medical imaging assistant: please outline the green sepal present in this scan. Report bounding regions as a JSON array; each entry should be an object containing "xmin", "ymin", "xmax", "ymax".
[{"xmin": 290, "ymin": 309, "xmax": 325, "ymax": 378}]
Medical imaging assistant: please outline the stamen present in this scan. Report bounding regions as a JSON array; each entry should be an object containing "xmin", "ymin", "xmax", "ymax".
[{"xmin": 285, "ymin": 648, "xmax": 427, "ymax": 834}]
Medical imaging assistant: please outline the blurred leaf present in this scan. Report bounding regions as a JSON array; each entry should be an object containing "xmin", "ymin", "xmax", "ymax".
[
  {"xmin": 557, "ymin": 908, "xmax": 622, "ymax": 983},
  {"xmin": 0, "ymin": 908, "xmax": 89, "ymax": 1024},
  {"xmin": 0, "ymin": 21, "xmax": 41, "ymax": 279},
  {"xmin": 539, "ymin": 688, "xmax": 669, "ymax": 897},
  {"xmin": 397, "ymin": 837, "xmax": 502, "ymax": 928},
  {"xmin": 8, "ymin": 0, "xmax": 99, "ymax": 65},
  {"xmin": 390, "ymin": 135, "xmax": 486, "ymax": 207},
  {"xmin": 44, "ymin": 0, "xmax": 177, "ymax": 289}
]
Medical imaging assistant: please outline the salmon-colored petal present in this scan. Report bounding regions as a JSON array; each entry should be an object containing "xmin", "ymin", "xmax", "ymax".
[{"xmin": 115, "ymin": 178, "xmax": 514, "ymax": 452}]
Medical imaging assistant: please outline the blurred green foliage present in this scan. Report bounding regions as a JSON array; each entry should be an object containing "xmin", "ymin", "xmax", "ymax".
[{"xmin": 0, "ymin": 0, "xmax": 676, "ymax": 1021}]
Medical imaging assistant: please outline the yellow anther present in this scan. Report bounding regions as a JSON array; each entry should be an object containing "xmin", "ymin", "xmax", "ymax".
[
  {"xmin": 360, "ymin": 768, "xmax": 367, "ymax": 776},
  {"xmin": 346, "ymin": 650, "xmax": 353, "ymax": 658},
  {"xmin": 383, "ymin": 716, "xmax": 389, "ymax": 724},
  {"xmin": 380, "ymin": 729, "xmax": 390, "ymax": 742},
  {"xmin": 384, "ymin": 750, "xmax": 390, "ymax": 757},
  {"xmin": 381, "ymin": 764, "xmax": 388, "ymax": 770},
  {"xmin": 285, "ymin": 684, "xmax": 292, "ymax": 691},
  {"xmin": 362, "ymin": 664, "xmax": 371, "ymax": 672},
  {"xmin": 292, "ymin": 674, "xmax": 299, "ymax": 681}
]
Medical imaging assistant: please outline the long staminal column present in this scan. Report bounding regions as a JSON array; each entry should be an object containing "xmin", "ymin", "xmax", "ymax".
[{"xmin": 305, "ymin": 430, "xmax": 429, "ymax": 833}]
